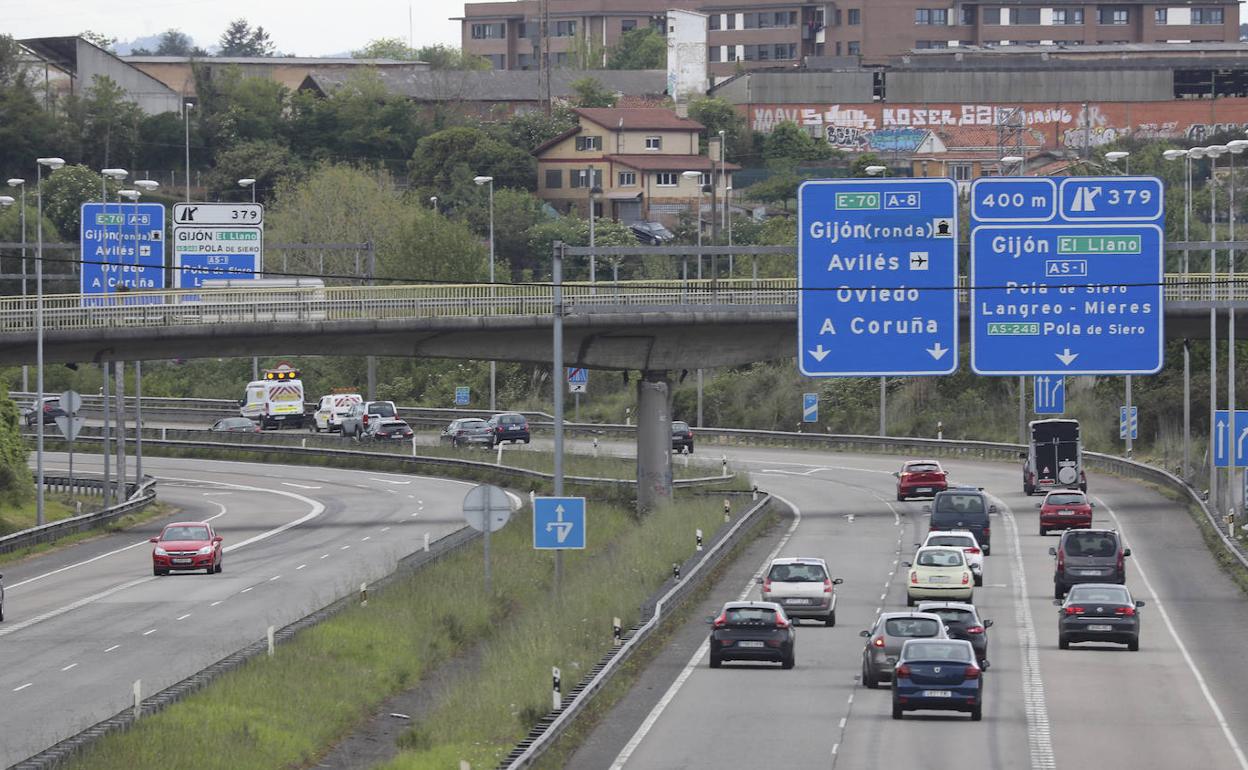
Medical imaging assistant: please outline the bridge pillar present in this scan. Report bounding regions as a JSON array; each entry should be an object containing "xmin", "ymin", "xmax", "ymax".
[{"xmin": 636, "ymin": 370, "xmax": 673, "ymax": 513}]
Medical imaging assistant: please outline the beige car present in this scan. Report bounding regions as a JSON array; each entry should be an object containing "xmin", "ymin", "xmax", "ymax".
[
  {"xmin": 905, "ymin": 546, "xmax": 974, "ymax": 605},
  {"xmin": 758, "ymin": 557, "xmax": 844, "ymax": 626}
]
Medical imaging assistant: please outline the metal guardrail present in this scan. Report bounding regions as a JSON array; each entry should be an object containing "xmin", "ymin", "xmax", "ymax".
[
  {"xmin": 0, "ymin": 272, "xmax": 1239, "ymax": 333},
  {"xmin": 0, "ymin": 475, "xmax": 156, "ymax": 557},
  {"xmin": 500, "ymin": 492, "xmax": 777, "ymax": 769}
]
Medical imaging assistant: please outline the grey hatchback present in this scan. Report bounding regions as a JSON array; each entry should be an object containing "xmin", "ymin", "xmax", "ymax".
[
  {"xmin": 1050, "ymin": 528, "xmax": 1129, "ymax": 599},
  {"xmin": 860, "ymin": 611, "xmax": 949, "ymax": 688},
  {"xmin": 440, "ymin": 418, "xmax": 493, "ymax": 448}
]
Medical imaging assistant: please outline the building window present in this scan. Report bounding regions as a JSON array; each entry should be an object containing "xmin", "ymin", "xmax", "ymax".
[
  {"xmin": 619, "ymin": 171, "xmax": 637, "ymax": 186},
  {"xmin": 915, "ymin": 39, "xmax": 949, "ymax": 48},
  {"xmin": 709, "ymin": 14, "xmax": 720, "ymax": 30},
  {"xmin": 655, "ymin": 172, "xmax": 678, "ymax": 186},
  {"xmin": 916, "ymin": 9, "xmax": 949, "ymax": 25},
  {"xmin": 835, "ymin": 41, "xmax": 842, "ymax": 55},
  {"xmin": 1008, "ymin": 8, "xmax": 1040, "ymax": 24},
  {"xmin": 847, "ymin": 40, "xmax": 860, "ymax": 55},
  {"xmin": 553, "ymin": 52, "xmax": 569, "ymax": 65},
  {"xmin": 700, "ymin": 172, "xmax": 713, "ymax": 187},
  {"xmin": 1193, "ymin": 8, "xmax": 1224, "ymax": 24},
  {"xmin": 575, "ymin": 135, "xmax": 602, "ymax": 151},
  {"xmin": 773, "ymin": 43, "xmax": 797, "ymax": 59},
  {"xmin": 518, "ymin": 53, "xmax": 534, "ymax": 69},
  {"xmin": 726, "ymin": 13, "xmax": 737, "ymax": 29},
  {"xmin": 622, "ymin": 18, "xmax": 637, "ymax": 31},
  {"xmin": 959, "ymin": 6, "xmax": 976, "ymax": 25},
  {"xmin": 554, "ymin": 20, "xmax": 577, "ymax": 36},
  {"xmin": 471, "ymin": 23, "xmax": 506, "ymax": 39},
  {"xmin": 950, "ymin": 163, "xmax": 972, "ymax": 181},
  {"xmin": 545, "ymin": 169, "xmax": 562, "ymax": 189},
  {"xmin": 570, "ymin": 169, "xmax": 603, "ymax": 188},
  {"xmin": 517, "ymin": 22, "xmax": 529, "ymax": 38},
  {"xmin": 1153, "ymin": 8, "xmax": 1167, "ymax": 24},
  {"xmin": 848, "ymin": 8, "xmax": 861, "ymax": 25},
  {"xmin": 645, "ymin": 136, "xmax": 662, "ymax": 150},
  {"xmin": 983, "ymin": 8, "xmax": 1000, "ymax": 24},
  {"xmin": 485, "ymin": 54, "xmax": 505, "ymax": 69},
  {"xmin": 742, "ymin": 11, "xmax": 796, "ymax": 28},
  {"xmin": 1054, "ymin": 9, "xmax": 1084, "ymax": 24},
  {"xmin": 710, "ymin": 45, "xmax": 721, "ymax": 62},
  {"xmin": 1098, "ymin": 7, "xmax": 1129, "ymax": 24}
]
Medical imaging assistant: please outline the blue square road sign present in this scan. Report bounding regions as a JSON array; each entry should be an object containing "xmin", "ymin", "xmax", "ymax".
[{"xmin": 534, "ymin": 497, "xmax": 586, "ymax": 550}]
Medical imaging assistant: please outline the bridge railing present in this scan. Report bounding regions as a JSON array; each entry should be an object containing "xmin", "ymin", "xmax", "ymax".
[{"xmin": 0, "ymin": 273, "xmax": 1236, "ymax": 333}]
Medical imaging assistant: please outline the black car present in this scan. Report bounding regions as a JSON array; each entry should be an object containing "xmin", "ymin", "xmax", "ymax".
[
  {"xmin": 369, "ymin": 419, "xmax": 414, "ymax": 440},
  {"xmin": 630, "ymin": 221, "xmax": 675, "ymax": 246},
  {"xmin": 707, "ymin": 601, "xmax": 796, "ymax": 669},
  {"xmin": 210, "ymin": 417, "xmax": 259, "ymax": 433},
  {"xmin": 1050, "ymin": 528, "xmax": 1129, "ymax": 599},
  {"xmin": 1057, "ymin": 583, "xmax": 1143, "ymax": 651},
  {"xmin": 672, "ymin": 420, "xmax": 694, "ymax": 453},
  {"xmin": 486, "ymin": 412, "xmax": 530, "ymax": 445},
  {"xmin": 925, "ymin": 488, "xmax": 996, "ymax": 555},
  {"xmin": 24, "ymin": 397, "xmax": 65, "ymax": 427},
  {"xmin": 916, "ymin": 601, "xmax": 993, "ymax": 668}
]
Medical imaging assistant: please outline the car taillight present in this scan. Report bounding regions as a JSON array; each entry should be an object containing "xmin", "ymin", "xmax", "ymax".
[
  {"xmin": 896, "ymin": 664, "xmax": 911, "ymax": 678},
  {"xmin": 363, "ymin": 415, "xmax": 370, "ymax": 425},
  {"xmin": 762, "ymin": 578, "xmax": 771, "ymax": 593},
  {"xmin": 1117, "ymin": 551, "xmax": 1125, "ymax": 572},
  {"xmin": 1057, "ymin": 549, "xmax": 1065, "ymax": 571},
  {"xmin": 522, "ymin": 423, "xmax": 529, "ymax": 430},
  {"xmin": 496, "ymin": 426, "xmax": 503, "ymax": 432},
  {"xmin": 982, "ymin": 527, "xmax": 990, "ymax": 538},
  {"xmin": 686, "ymin": 431, "xmax": 693, "ymax": 439},
  {"xmin": 713, "ymin": 613, "xmax": 726, "ymax": 628},
  {"xmin": 1064, "ymin": 606, "xmax": 1084, "ymax": 616},
  {"xmin": 962, "ymin": 572, "xmax": 970, "ymax": 585},
  {"xmin": 965, "ymin": 626, "xmax": 985, "ymax": 635},
  {"xmin": 872, "ymin": 636, "xmax": 885, "ymax": 648},
  {"xmin": 964, "ymin": 665, "xmax": 981, "ymax": 680},
  {"xmin": 823, "ymin": 579, "xmax": 833, "ymax": 593},
  {"xmin": 910, "ymin": 570, "xmax": 918, "ymax": 584},
  {"xmin": 900, "ymin": 472, "xmax": 911, "ymax": 479},
  {"xmin": 965, "ymin": 547, "xmax": 981, "ymax": 555},
  {"xmin": 774, "ymin": 612, "xmax": 789, "ymax": 628},
  {"xmin": 1115, "ymin": 606, "xmax": 1136, "ymax": 617}
]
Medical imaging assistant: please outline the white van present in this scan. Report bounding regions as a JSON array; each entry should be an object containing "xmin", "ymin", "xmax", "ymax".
[
  {"xmin": 240, "ymin": 365, "xmax": 306, "ymax": 430},
  {"xmin": 314, "ymin": 392, "xmax": 363, "ymax": 433}
]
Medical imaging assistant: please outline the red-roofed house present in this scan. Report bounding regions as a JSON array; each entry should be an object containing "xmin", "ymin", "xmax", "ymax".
[
  {"xmin": 909, "ymin": 125, "xmax": 1046, "ymax": 191},
  {"xmin": 535, "ymin": 107, "xmax": 736, "ymax": 225}
]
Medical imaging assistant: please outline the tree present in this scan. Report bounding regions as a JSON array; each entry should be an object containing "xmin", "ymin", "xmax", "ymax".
[
  {"xmin": 764, "ymin": 121, "xmax": 835, "ymax": 163},
  {"xmin": 0, "ymin": 36, "xmax": 59, "ymax": 182},
  {"xmin": 352, "ymin": 38, "xmax": 420, "ymax": 60},
  {"xmin": 408, "ymin": 127, "xmax": 535, "ymax": 196},
  {"xmin": 204, "ymin": 139, "xmax": 298, "ymax": 200},
  {"xmin": 414, "ymin": 44, "xmax": 491, "ymax": 70},
  {"xmin": 217, "ymin": 19, "xmax": 275, "ymax": 57},
  {"xmin": 570, "ymin": 77, "xmax": 617, "ymax": 108},
  {"xmin": 213, "ymin": 71, "xmax": 289, "ymax": 146},
  {"xmin": 459, "ymin": 188, "xmax": 550, "ymax": 280},
  {"xmin": 288, "ymin": 70, "xmax": 425, "ymax": 168},
  {"xmin": 607, "ymin": 27, "xmax": 666, "ymax": 70},
  {"xmin": 0, "ymin": 398, "xmax": 32, "ymax": 508},
  {"xmin": 392, "ymin": 209, "xmax": 490, "ymax": 282},
  {"xmin": 154, "ymin": 29, "xmax": 205, "ymax": 56},
  {"xmin": 488, "ymin": 105, "xmax": 578, "ymax": 154},
  {"xmin": 40, "ymin": 165, "xmax": 111, "ymax": 241},
  {"xmin": 79, "ymin": 30, "xmax": 117, "ymax": 52},
  {"xmin": 75, "ymin": 75, "xmax": 143, "ymax": 168},
  {"xmin": 566, "ymin": 33, "xmax": 607, "ymax": 70},
  {"xmin": 688, "ymin": 96, "xmax": 753, "ymax": 161}
]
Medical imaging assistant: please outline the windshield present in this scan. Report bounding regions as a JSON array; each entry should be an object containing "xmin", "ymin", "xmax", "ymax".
[
  {"xmin": 934, "ymin": 494, "xmax": 985, "ymax": 514},
  {"xmin": 1047, "ymin": 493, "xmax": 1086, "ymax": 505},
  {"xmin": 767, "ymin": 563, "xmax": 828, "ymax": 582},
  {"xmin": 219, "ymin": 418, "xmax": 250, "ymax": 428},
  {"xmin": 885, "ymin": 617, "xmax": 941, "ymax": 637},
  {"xmin": 906, "ymin": 463, "xmax": 941, "ymax": 473},
  {"xmin": 162, "ymin": 526, "xmax": 209, "ymax": 541},
  {"xmin": 928, "ymin": 535, "xmax": 974, "ymax": 548},
  {"xmin": 500, "ymin": 414, "xmax": 525, "ymax": 425},
  {"xmin": 369, "ymin": 403, "xmax": 396, "ymax": 418},
  {"xmin": 673, "ymin": 422, "xmax": 690, "ymax": 432},
  {"xmin": 724, "ymin": 607, "xmax": 778, "ymax": 625},
  {"xmin": 461, "ymin": 419, "xmax": 487, "ymax": 429},
  {"xmin": 1068, "ymin": 585, "xmax": 1131, "ymax": 604},
  {"xmin": 917, "ymin": 549, "xmax": 964, "ymax": 567},
  {"xmin": 902, "ymin": 641, "xmax": 973, "ymax": 662},
  {"xmin": 1065, "ymin": 532, "xmax": 1118, "ymax": 557}
]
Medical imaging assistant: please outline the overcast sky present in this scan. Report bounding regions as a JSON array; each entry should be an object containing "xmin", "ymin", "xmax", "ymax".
[{"xmin": 4, "ymin": 0, "xmax": 464, "ymax": 56}]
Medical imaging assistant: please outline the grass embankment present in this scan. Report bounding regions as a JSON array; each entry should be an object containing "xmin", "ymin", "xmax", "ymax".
[
  {"xmin": 0, "ymin": 500, "xmax": 174, "ymax": 567},
  {"xmin": 63, "ymin": 497, "xmax": 736, "ymax": 770},
  {"xmin": 0, "ymin": 494, "xmax": 81, "ymax": 535}
]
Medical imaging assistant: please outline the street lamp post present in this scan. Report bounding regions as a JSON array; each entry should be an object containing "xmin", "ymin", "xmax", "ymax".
[
  {"xmin": 1207, "ymin": 144, "xmax": 1229, "ymax": 513},
  {"xmin": 682, "ymin": 169, "xmax": 706, "ymax": 428},
  {"xmin": 1165, "ymin": 148, "xmax": 1193, "ymax": 478},
  {"xmin": 1105, "ymin": 151, "xmax": 1131, "ymax": 452},
  {"xmin": 1105, "ymin": 150, "xmax": 1130, "ymax": 175},
  {"xmin": 101, "ymin": 168, "xmax": 128, "ymax": 502},
  {"xmin": 7, "ymin": 178, "xmax": 27, "ymax": 391},
  {"xmin": 238, "ymin": 177, "xmax": 257, "ymax": 203},
  {"xmin": 430, "ymin": 196, "xmax": 438, "ymax": 213},
  {"xmin": 129, "ymin": 179, "xmax": 158, "ymax": 489},
  {"xmin": 865, "ymin": 165, "xmax": 887, "ymax": 435},
  {"xmin": 1227, "ymin": 140, "xmax": 1248, "ymax": 514},
  {"xmin": 587, "ymin": 169, "xmax": 601, "ymax": 287},
  {"xmin": 474, "ymin": 175, "xmax": 497, "ymax": 411},
  {"xmin": 184, "ymin": 102, "xmax": 194, "ymax": 202},
  {"xmin": 35, "ymin": 157, "xmax": 64, "ymax": 525}
]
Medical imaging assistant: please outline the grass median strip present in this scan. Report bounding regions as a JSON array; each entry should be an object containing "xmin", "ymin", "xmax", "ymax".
[{"xmin": 61, "ymin": 497, "xmax": 732, "ymax": 770}]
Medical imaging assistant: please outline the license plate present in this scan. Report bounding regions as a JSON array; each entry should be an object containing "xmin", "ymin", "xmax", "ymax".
[
  {"xmin": 274, "ymin": 415, "xmax": 286, "ymax": 420},
  {"xmin": 1087, "ymin": 624, "xmax": 1113, "ymax": 632},
  {"xmin": 916, "ymin": 487, "xmax": 932, "ymax": 493},
  {"xmin": 1079, "ymin": 570, "xmax": 1101, "ymax": 576},
  {"xmin": 928, "ymin": 575, "xmax": 949, "ymax": 583},
  {"xmin": 923, "ymin": 690, "xmax": 953, "ymax": 698},
  {"xmin": 1060, "ymin": 510, "xmax": 1075, "ymax": 516},
  {"xmin": 739, "ymin": 641, "xmax": 765, "ymax": 648},
  {"xmin": 172, "ymin": 558, "xmax": 191, "ymax": 564},
  {"xmin": 785, "ymin": 598, "xmax": 812, "ymax": 605}
]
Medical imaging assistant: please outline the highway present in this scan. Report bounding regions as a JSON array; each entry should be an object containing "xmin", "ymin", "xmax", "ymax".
[
  {"xmin": 0, "ymin": 453, "xmax": 484, "ymax": 767},
  {"xmin": 561, "ymin": 446, "xmax": 1248, "ymax": 770}
]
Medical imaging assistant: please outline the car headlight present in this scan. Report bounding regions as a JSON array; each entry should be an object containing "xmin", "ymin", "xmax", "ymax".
[
  {"xmin": 154, "ymin": 547, "xmax": 168, "ymax": 556},
  {"xmin": 197, "ymin": 545, "xmax": 214, "ymax": 555}
]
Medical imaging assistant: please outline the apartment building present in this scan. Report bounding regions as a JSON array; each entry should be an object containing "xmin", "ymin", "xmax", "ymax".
[
  {"xmin": 459, "ymin": 0, "xmax": 1239, "ymax": 69},
  {"xmin": 534, "ymin": 107, "xmax": 735, "ymax": 223}
]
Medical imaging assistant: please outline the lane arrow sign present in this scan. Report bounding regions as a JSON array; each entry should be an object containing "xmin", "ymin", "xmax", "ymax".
[
  {"xmin": 809, "ymin": 345, "xmax": 831, "ymax": 362},
  {"xmin": 1218, "ymin": 419, "xmax": 1228, "ymax": 460},
  {"xmin": 1055, "ymin": 348, "xmax": 1079, "ymax": 366},
  {"xmin": 1238, "ymin": 426, "xmax": 1248, "ymax": 463},
  {"xmin": 926, "ymin": 342, "xmax": 948, "ymax": 361}
]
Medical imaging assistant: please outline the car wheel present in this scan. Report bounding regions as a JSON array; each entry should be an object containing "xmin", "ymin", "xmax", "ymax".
[
  {"xmin": 709, "ymin": 653, "xmax": 721, "ymax": 669},
  {"xmin": 863, "ymin": 662, "xmax": 878, "ymax": 689},
  {"xmin": 153, "ymin": 568, "xmax": 166, "ymax": 576},
  {"xmin": 1024, "ymin": 482, "xmax": 1034, "ymax": 495},
  {"xmin": 825, "ymin": 609, "xmax": 836, "ymax": 627},
  {"xmin": 892, "ymin": 702, "xmax": 904, "ymax": 720},
  {"xmin": 1128, "ymin": 637, "xmax": 1139, "ymax": 652},
  {"xmin": 781, "ymin": 653, "xmax": 795, "ymax": 670},
  {"xmin": 1059, "ymin": 634, "xmax": 1070, "ymax": 650},
  {"xmin": 906, "ymin": 594, "xmax": 916, "ymax": 607},
  {"xmin": 0, "ymin": 604, "xmax": 4, "ymax": 622},
  {"xmin": 982, "ymin": 544, "xmax": 991, "ymax": 556},
  {"xmin": 1039, "ymin": 525, "xmax": 1047, "ymax": 536},
  {"xmin": 524, "ymin": 437, "xmax": 530, "ymax": 444},
  {"xmin": 687, "ymin": 445, "xmax": 694, "ymax": 454},
  {"xmin": 970, "ymin": 704, "xmax": 983, "ymax": 721},
  {"xmin": 313, "ymin": 422, "xmax": 321, "ymax": 433},
  {"xmin": 215, "ymin": 560, "xmax": 223, "ymax": 574},
  {"xmin": 897, "ymin": 492, "xmax": 906, "ymax": 501},
  {"xmin": 974, "ymin": 574, "xmax": 983, "ymax": 587},
  {"xmin": 1054, "ymin": 583, "xmax": 1065, "ymax": 601}
]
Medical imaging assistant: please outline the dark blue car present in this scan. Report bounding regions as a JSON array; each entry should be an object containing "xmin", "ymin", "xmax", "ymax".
[{"xmin": 891, "ymin": 639, "xmax": 983, "ymax": 721}]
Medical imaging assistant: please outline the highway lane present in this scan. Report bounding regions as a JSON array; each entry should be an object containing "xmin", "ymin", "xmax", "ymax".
[
  {"xmin": 0, "ymin": 453, "xmax": 485, "ymax": 767},
  {"xmin": 567, "ymin": 448, "xmax": 1248, "ymax": 770}
]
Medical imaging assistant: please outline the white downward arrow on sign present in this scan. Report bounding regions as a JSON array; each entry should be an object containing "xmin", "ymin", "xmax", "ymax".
[
  {"xmin": 926, "ymin": 342, "xmax": 948, "ymax": 361},
  {"xmin": 1055, "ymin": 348, "xmax": 1079, "ymax": 366},
  {"xmin": 809, "ymin": 345, "xmax": 831, "ymax": 362}
]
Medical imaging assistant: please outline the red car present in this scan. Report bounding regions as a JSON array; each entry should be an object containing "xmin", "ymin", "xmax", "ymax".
[
  {"xmin": 895, "ymin": 461, "xmax": 948, "ymax": 501},
  {"xmin": 1037, "ymin": 490, "xmax": 1093, "ymax": 536},
  {"xmin": 150, "ymin": 521, "xmax": 224, "ymax": 575}
]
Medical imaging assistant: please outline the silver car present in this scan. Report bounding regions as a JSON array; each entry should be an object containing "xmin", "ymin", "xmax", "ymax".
[
  {"xmin": 440, "ymin": 418, "xmax": 493, "ymax": 448},
  {"xmin": 1, "ymin": 572, "xmax": 6, "ymax": 622},
  {"xmin": 758, "ymin": 557, "xmax": 844, "ymax": 626},
  {"xmin": 860, "ymin": 611, "xmax": 949, "ymax": 687}
]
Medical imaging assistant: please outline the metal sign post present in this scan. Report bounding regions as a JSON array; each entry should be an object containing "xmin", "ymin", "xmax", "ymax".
[
  {"xmin": 462, "ymin": 484, "xmax": 512, "ymax": 596},
  {"xmin": 55, "ymin": 390, "xmax": 83, "ymax": 491}
]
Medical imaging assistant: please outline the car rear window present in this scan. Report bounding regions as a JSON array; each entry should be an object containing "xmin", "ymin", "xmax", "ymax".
[
  {"xmin": 673, "ymin": 421, "xmax": 690, "ymax": 431},
  {"xmin": 885, "ymin": 617, "xmax": 941, "ymax": 637},
  {"xmin": 1047, "ymin": 493, "xmax": 1086, "ymax": 506},
  {"xmin": 163, "ymin": 526, "xmax": 209, "ymax": 541},
  {"xmin": 221, "ymin": 418, "xmax": 250, "ymax": 428},
  {"xmin": 934, "ymin": 494, "xmax": 985, "ymax": 514},
  {"xmin": 902, "ymin": 641, "xmax": 973, "ymax": 662},
  {"xmin": 927, "ymin": 535, "xmax": 974, "ymax": 548},
  {"xmin": 369, "ymin": 403, "xmax": 396, "ymax": 418},
  {"xmin": 1067, "ymin": 585, "xmax": 1130, "ymax": 604},
  {"xmin": 767, "ymin": 562, "xmax": 827, "ymax": 582},
  {"xmin": 906, "ymin": 463, "xmax": 940, "ymax": 473},
  {"xmin": 462, "ymin": 419, "xmax": 487, "ymax": 429},
  {"xmin": 500, "ymin": 414, "xmax": 525, "ymax": 425},
  {"xmin": 725, "ymin": 607, "xmax": 778, "ymax": 625},
  {"xmin": 1064, "ymin": 532, "xmax": 1117, "ymax": 557},
  {"xmin": 924, "ymin": 608, "xmax": 974, "ymax": 625},
  {"xmin": 917, "ymin": 549, "xmax": 964, "ymax": 567}
]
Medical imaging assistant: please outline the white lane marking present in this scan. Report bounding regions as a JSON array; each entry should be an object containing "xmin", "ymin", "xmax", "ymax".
[
  {"xmin": 296, "ymin": 564, "xmax": 307, "ymax": 570},
  {"xmin": 838, "ymin": 717, "xmax": 847, "ymax": 729},
  {"xmin": 320, "ymin": 554, "xmax": 330, "ymax": 559},
  {"xmin": 142, "ymin": 629, "xmax": 156, "ymax": 636},
  {"xmin": 240, "ymin": 587, "xmax": 254, "ymax": 593},
  {"xmin": 380, "ymin": 527, "xmax": 391, "ymax": 533},
  {"xmin": 60, "ymin": 663, "xmax": 77, "ymax": 672},
  {"xmin": 370, "ymin": 478, "xmax": 411, "ymax": 485},
  {"xmin": 410, "ymin": 512, "xmax": 420, "ymax": 517},
  {"xmin": 13, "ymin": 683, "xmax": 32, "ymax": 692},
  {"xmin": 1096, "ymin": 496, "xmax": 1248, "ymax": 770},
  {"xmin": 361, "ymin": 536, "xmax": 371, "ymax": 542},
  {"xmin": 269, "ymin": 575, "xmax": 280, "ymax": 581},
  {"xmin": 759, "ymin": 468, "xmax": 823, "ymax": 476},
  {"xmin": 210, "ymin": 601, "xmax": 223, "ymax": 607},
  {"xmin": 609, "ymin": 493, "xmax": 802, "ymax": 770},
  {"xmin": 832, "ymin": 743, "xmax": 839, "ymax": 756},
  {"xmin": 202, "ymin": 492, "xmax": 232, "ymax": 497},
  {"xmin": 0, "ymin": 577, "xmax": 153, "ymax": 638},
  {"xmin": 999, "ymin": 498, "xmax": 1055, "ymax": 770},
  {"xmin": 281, "ymin": 482, "xmax": 321, "ymax": 490},
  {"xmin": 340, "ymin": 545, "xmax": 351, "ymax": 551},
  {"xmin": 176, "ymin": 613, "xmax": 191, "ymax": 621},
  {"xmin": 104, "ymin": 645, "xmax": 120, "ymax": 653},
  {"xmin": 847, "ymin": 694, "xmax": 853, "ymax": 704}
]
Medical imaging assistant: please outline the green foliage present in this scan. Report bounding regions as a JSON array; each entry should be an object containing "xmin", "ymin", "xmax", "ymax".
[
  {"xmin": 57, "ymin": 76, "xmax": 144, "ymax": 169},
  {"xmin": 745, "ymin": 171, "xmax": 803, "ymax": 211},
  {"xmin": 217, "ymin": 18, "xmax": 275, "ymax": 57},
  {"xmin": 40, "ymin": 165, "xmax": 113, "ymax": 241},
  {"xmin": 289, "ymin": 70, "xmax": 426, "ymax": 170},
  {"xmin": 607, "ymin": 27, "xmax": 666, "ymax": 70},
  {"xmin": 458, "ymin": 188, "xmax": 550, "ymax": 280},
  {"xmin": 352, "ymin": 38, "xmax": 421, "ymax": 60},
  {"xmin": 763, "ymin": 121, "xmax": 835, "ymax": 163},
  {"xmin": 488, "ymin": 105, "xmax": 578, "ymax": 154},
  {"xmin": 850, "ymin": 152, "xmax": 885, "ymax": 177},
  {"xmin": 203, "ymin": 140, "xmax": 299, "ymax": 201},
  {"xmin": 212, "ymin": 71, "xmax": 289, "ymax": 146},
  {"xmin": 0, "ymin": 36, "xmax": 59, "ymax": 183},
  {"xmin": 155, "ymin": 29, "xmax": 203, "ymax": 56},
  {"xmin": 687, "ymin": 96, "xmax": 752, "ymax": 161},
  {"xmin": 415, "ymin": 44, "xmax": 492, "ymax": 71},
  {"xmin": 0, "ymin": 398, "xmax": 31, "ymax": 508},
  {"xmin": 392, "ymin": 208, "xmax": 490, "ymax": 282},
  {"xmin": 569, "ymin": 77, "xmax": 617, "ymax": 108},
  {"xmin": 565, "ymin": 34, "xmax": 608, "ymax": 70},
  {"xmin": 525, "ymin": 215, "xmax": 636, "ymax": 281},
  {"xmin": 408, "ymin": 127, "xmax": 535, "ymax": 196}
]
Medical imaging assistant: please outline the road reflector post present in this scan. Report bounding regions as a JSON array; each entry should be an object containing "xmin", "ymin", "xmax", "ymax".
[
  {"xmin": 613, "ymin": 617, "xmax": 622, "ymax": 645},
  {"xmin": 161, "ymin": 427, "xmax": 167, "ymax": 441},
  {"xmin": 721, "ymin": 455, "xmax": 728, "ymax": 477},
  {"xmin": 723, "ymin": 498, "xmax": 731, "ymax": 521},
  {"xmin": 696, "ymin": 528, "xmax": 703, "ymax": 551},
  {"xmin": 672, "ymin": 562, "xmax": 680, "ymax": 580},
  {"xmin": 424, "ymin": 532, "xmax": 430, "ymax": 552},
  {"xmin": 752, "ymin": 484, "xmax": 759, "ymax": 502},
  {"xmin": 592, "ymin": 437, "xmax": 599, "ymax": 457},
  {"xmin": 552, "ymin": 666, "xmax": 562, "ymax": 711},
  {"xmin": 937, "ymin": 421, "xmax": 944, "ymax": 440},
  {"xmin": 496, "ymin": 442, "xmax": 504, "ymax": 466},
  {"xmin": 132, "ymin": 679, "xmax": 141, "ymax": 719},
  {"xmin": 412, "ymin": 435, "xmax": 417, "ymax": 457},
  {"xmin": 267, "ymin": 625, "xmax": 275, "ymax": 657},
  {"xmin": 360, "ymin": 582, "xmax": 368, "ymax": 606},
  {"xmin": 460, "ymin": 761, "xmax": 471, "ymax": 770},
  {"xmin": 301, "ymin": 438, "xmax": 306, "ymax": 449}
]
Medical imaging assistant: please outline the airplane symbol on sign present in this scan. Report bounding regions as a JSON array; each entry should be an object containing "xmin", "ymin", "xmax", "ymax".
[{"xmin": 909, "ymin": 251, "xmax": 929, "ymax": 271}]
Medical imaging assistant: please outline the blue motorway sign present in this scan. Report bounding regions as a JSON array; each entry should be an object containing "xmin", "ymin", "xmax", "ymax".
[
  {"xmin": 1119, "ymin": 405, "xmax": 1138, "ymax": 441},
  {"xmin": 533, "ymin": 496, "xmax": 586, "ymax": 550},
  {"xmin": 1033, "ymin": 375, "xmax": 1065, "ymax": 415},
  {"xmin": 970, "ymin": 177, "xmax": 1164, "ymax": 375},
  {"xmin": 454, "ymin": 386, "xmax": 470, "ymax": 406},
  {"xmin": 798, "ymin": 179, "xmax": 958, "ymax": 377},
  {"xmin": 79, "ymin": 202, "xmax": 166, "ymax": 304},
  {"xmin": 802, "ymin": 392, "xmax": 818, "ymax": 422},
  {"xmin": 1213, "ymin": 410, "xmax": 1248, "ymax": 467}
]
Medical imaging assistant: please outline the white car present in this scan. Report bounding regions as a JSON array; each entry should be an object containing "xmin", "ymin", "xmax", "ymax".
[
  {"xmin": 923, "ymin": 530, "xmax": 985, "ymax": 586},
  {"xmin": 906, "ymin": 546, "xmax": 974, "ymax": 605},
  {"xmin": 313, "ymin": 393, "xmax": 362, "ymax": 433},
  {"xmin": 758, "ymin": 557, "xmax": 844, "ymax": 625}
]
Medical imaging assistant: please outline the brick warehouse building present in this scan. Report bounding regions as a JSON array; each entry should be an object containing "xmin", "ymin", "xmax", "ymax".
[{"xmin": 457, "ymin": 0, "xmax": 1240, "ymax": 70}]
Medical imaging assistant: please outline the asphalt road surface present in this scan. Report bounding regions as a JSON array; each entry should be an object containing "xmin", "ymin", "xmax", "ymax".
[{"xmin": 0, "ymin": 453, "xmax": 489, "ymax": 767}]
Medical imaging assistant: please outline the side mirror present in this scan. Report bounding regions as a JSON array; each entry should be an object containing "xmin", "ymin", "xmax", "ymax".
[
  {"xmin": 238, "ymin": 399, "xmax": 245, "ymax": 407},
  {"xmin": 859, "ymin": 630, "xmax": 871, "ymax": 637},
  {"xmin": 832, "ymin": 578, "xmax": 844, "ymax": 585},
  {"xmin": 1052, "ymin": 599, "xmax": 1062, "ymax": 606},
  {"xmin": 1048, "ymin": 546, "xmax": 1057, "ymax": 556},
  {"xmin": 1034, "ymin": 502, "xmax": 1042, "ymax": 509},
  {"xmin": 213, "ymin": 536, "xmax": 223, "ymax": 543},
  {"xmin": 1135, "ymin": 600, "xmax": 1145, "ymax": 608},
  {"xmin": 1123, "ymin": 548, "xmax": 1132, "ymax": 557},
  {"xmin": 704, "ymin": 616, "xmax": 716, "ymax": 624},
  {"xmin": 988, "ymin": 505, "xmax": 999, "ymax": 514},
  {"xmin": 755, "ymin": 576, "xmax": 763, "ymax": 584},
  {"xmin": 921, "ymin": 504, "xmax": 932, "ymax": 513},
  {"xmin": 902, "ymin": 561, "xmax": 912, "ymax": 568},
  {"xmin": 892, "ymin": 471, "xmax": 900, "ymax": 478},
  {"xmin": 1090, "ymin": 502, "xmax": 1096, "ymax": 508},
  {"xmin": 983, "ymin": 619, "xmax": 994, "ymax": 628},
  {"xmin": 149, "ymin": 537, "xmax": 159, "ymax": 543}
]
